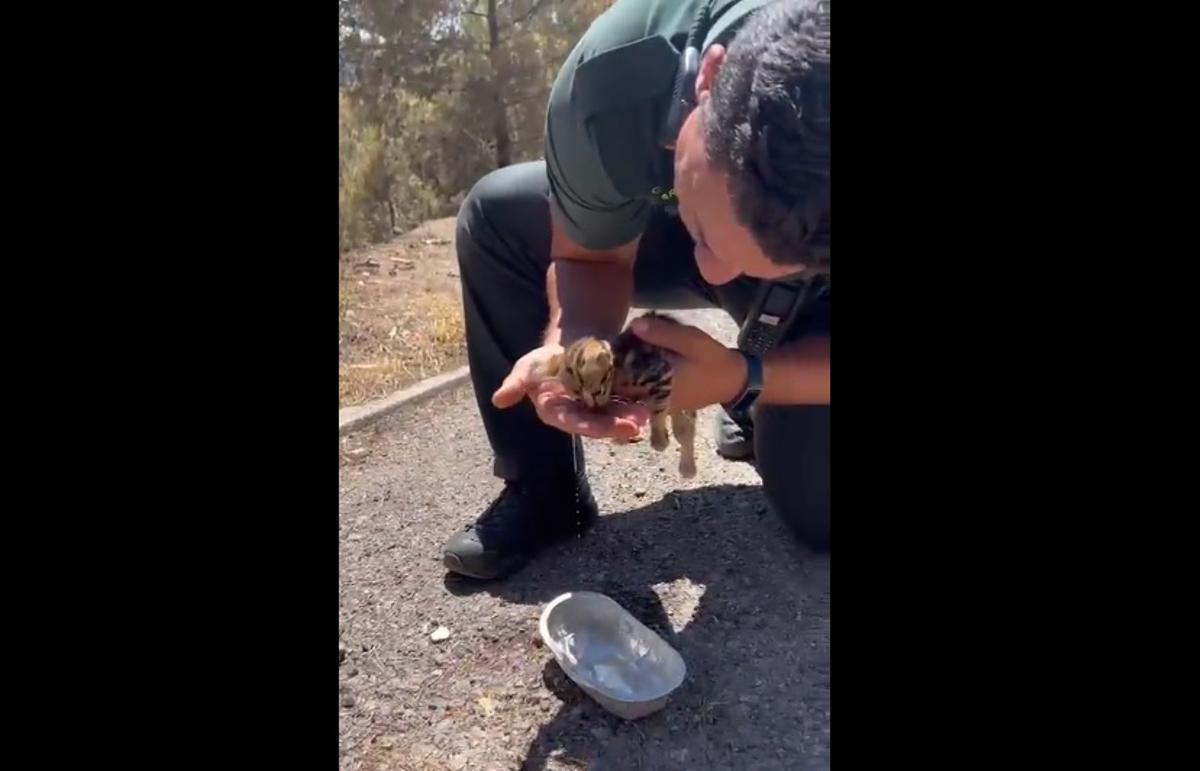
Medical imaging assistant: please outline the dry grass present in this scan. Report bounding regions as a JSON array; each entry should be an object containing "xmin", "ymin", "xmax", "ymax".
[
  {"xmin": 338, "ymin": 218, "xmax": 466, "ymax": 407},
  {"xmin": 339, "ymin": 289, "xmax": 465, "ymax": 406}
]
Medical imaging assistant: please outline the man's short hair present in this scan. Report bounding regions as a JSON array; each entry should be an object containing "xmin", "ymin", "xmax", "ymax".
[{"xmin": 705, "ymin": 0, "xmax": 831, "ymax": 268}]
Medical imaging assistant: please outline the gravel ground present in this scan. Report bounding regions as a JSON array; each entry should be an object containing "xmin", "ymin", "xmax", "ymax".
[{"xmin": 339, "ymin": 310, "xmax": 830, "ymax": 770}]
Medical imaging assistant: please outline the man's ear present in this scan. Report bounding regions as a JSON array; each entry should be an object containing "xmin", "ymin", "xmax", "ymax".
[{"xmin": 694, "ymin": 44, "xmax": 726, "ymax": 103}]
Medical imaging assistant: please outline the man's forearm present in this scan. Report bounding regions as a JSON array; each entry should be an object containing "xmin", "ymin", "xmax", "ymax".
[
  {"xmin": 759, "ymin": 336, "xmax": 830, "ymax": 405},
  {"xmin": 544, "ymin": 258, "xmax": 633, "ymax": 346}
]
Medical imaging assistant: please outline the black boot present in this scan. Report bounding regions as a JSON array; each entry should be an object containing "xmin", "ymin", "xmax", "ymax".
[
  {"xmin": 715, "ymin": 407, "xmax": 756, "ymax": 460},
  {"xmin": 442, "ymin": 472, "xmax": 598, "ymax": 580}
]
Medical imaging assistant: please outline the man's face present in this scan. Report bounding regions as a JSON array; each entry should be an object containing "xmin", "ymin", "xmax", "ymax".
[{"xmin": 673, "ymin": 46, "xmax": 806, "ymax": 286}]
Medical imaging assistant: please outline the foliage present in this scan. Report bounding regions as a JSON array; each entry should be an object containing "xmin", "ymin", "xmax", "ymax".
[{"xmin": 338, "ymin": 0, "xmax": 613, "ymax": 252}]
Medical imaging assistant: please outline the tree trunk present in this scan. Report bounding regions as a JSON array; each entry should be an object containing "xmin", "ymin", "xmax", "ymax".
[
  {"xmin": 387, "ymin": 199, "xmax": 399, "ymax": 234},
  {"xmin": 486, "ymin": 0, "xmax": 513, "ymax": 168}
]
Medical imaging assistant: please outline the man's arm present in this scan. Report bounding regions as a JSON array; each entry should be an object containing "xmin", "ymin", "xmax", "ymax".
[
  {"xmin": 758, "ymin": 336, "xmax": 830, "ymax": 405},
  {"xmin": 543, "ymin": 215, "xmax": 640, "ymax": 347},
  {"xmin": 489, "ymin": 214, "xmax": 649, "ymax": 440},
  {"xmin": 626, "ymin": 316, "xmax": 829, "ymax": 411}
]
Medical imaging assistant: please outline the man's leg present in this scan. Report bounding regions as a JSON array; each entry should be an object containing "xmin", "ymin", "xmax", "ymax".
[
  {"xmin": 444, "ymin": 162, "xmax": 708, "ymax": 579},
  {"xmin": 444, "ymin": 162, "xmax": 594, "ymax": 580},
  {"xmin": 456, "ymin": 162, "xmax": 580, "ymax": 482},
  {"xmin": 753, "ymin": 402, "xmax": 831, "ymax": 549},
  {"xmin": 733, "ymin": 281, "xmax": 831, "ymax": 550}
]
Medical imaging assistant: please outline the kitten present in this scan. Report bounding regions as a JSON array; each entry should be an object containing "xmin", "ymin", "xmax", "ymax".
[{"xmin": 544, "ymin": 312, "xmax": 697, "ymax": 479}]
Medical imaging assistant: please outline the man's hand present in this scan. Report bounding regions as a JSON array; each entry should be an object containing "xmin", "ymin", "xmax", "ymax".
[
  {"xmin": 630, "ymin": 317, "xmax": 748, "ymax": 412},
  {"xmin": 492, "ymin": 345, "xmax": 650, "ymax": 441}
]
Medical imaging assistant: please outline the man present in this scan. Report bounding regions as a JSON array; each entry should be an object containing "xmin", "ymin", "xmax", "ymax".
[{"xmin": 443, "ymin": 0, "xmax": 831, "ymax": 580}]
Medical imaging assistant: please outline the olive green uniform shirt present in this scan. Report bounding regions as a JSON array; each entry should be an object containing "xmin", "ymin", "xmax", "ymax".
[{"xmin": 544, "ymin": 0, "xmax": 774, "ymax": 250}]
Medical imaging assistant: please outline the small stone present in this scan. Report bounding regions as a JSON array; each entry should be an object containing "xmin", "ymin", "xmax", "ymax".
[
  {"xmin": 430, "ymin": 626, "xmax": 451, "ymax": 642},
  {"xmin": 341, "ymin": 694, "xmax": 355, "ymax": 708},
  {"xmin": 531, "ymin": 633, "xmax": 543, "ymax": 648},
  {"xmin": 590, "ymin": 726, "xmax": 611, "ymax": 740},
  {"xmin": 345, "ymin": 667, "xmax": 359, "ymax": 678},
  {"xmin": 634, "ymin": 488, "xmax": 647, "ymax": 497},
  {"xmin": 338, "ymin": 643, "xmax": 347, "ymax": 664}
]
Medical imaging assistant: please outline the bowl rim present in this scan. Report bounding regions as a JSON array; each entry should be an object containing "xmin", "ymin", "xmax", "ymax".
[{"xmin": 538, "ymin": 590, "xmax": 687, "ymax": 704}]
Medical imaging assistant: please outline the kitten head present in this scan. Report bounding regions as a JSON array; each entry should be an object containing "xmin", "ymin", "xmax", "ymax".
[{"xmin": 560, "ymin": 337, "xmax": 614, "ymax": 409}]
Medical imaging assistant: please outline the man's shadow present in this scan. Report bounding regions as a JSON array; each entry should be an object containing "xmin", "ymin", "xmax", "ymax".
[{"xmin": 444, "ymin": 483, "xmax": 831, "ymax": 770}]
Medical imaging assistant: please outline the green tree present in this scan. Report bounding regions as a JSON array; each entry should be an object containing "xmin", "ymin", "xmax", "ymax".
[{"xmin": 338, "ymin": 0, "xmax": 613, "ymax": 251}]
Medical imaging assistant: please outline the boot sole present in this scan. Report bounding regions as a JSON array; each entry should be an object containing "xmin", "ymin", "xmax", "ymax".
[
  {"xmin": 442, "ymin": 515, "xmax": 598, "ymax": 581},
  {"xmin": 442, "ymin": 550, "xmax": 529, "ymax": 581},
  {"xmin": 717, "ymin": 444, "xmax": 756, "ymax": 460}
]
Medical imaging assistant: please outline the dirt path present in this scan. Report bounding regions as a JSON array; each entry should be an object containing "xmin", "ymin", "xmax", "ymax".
[{"xmin": 338, "ymin": 310, "xmax": 831, "ymax": 770}]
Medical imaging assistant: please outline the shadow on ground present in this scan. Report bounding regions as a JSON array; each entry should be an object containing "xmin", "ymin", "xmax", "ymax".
[{"xmin": 444, "ymin": 483, "xmax": 831, "ymax": 770}]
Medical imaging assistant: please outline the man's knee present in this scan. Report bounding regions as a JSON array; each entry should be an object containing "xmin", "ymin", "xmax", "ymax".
[
  {"xmin": 455, "ymin": 168, "xmax": 508, "ymax": 268},
  {"xmin": 457, "ymin": 164, "xmax": 521, "ymax": 231},
  {"xmin": 754, "ymin": 404, "xmax": 830, "ymax": 551},
  {"xmin": 455, "ymin": 162, "xmax": 549, "ymax": 272}
]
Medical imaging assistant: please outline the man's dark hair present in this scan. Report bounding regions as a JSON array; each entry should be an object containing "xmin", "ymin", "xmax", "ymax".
[{"xmin": 705, "ymin": 0, "xmax": 830, "ymax": 268}]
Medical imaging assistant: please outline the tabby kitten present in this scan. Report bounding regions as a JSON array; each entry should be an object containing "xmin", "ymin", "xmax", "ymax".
[{"xmin": 544, "ymin": 312, "xmax": 697, "ymax": 479}]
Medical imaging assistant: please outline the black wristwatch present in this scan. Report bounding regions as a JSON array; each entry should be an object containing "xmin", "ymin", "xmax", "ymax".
[{"xmin": 722, "ymin": 350, "xmax": 764, "ymax": 414}]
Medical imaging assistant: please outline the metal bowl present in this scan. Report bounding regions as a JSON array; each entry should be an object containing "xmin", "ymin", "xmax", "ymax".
[{"xmin": 538, "ymin": 591, "xmax": 687, "ymax": 720}]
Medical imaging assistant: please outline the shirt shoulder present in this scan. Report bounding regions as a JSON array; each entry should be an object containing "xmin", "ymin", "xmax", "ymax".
[{"xmin": 545, "ymin": 0, "xmax": 711, "ymax": 249}]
